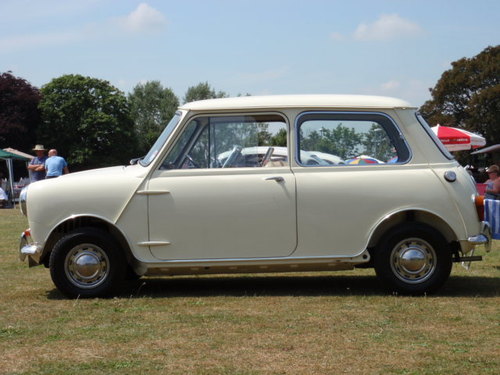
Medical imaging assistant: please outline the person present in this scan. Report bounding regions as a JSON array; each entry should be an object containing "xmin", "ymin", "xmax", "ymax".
[
  {"xmin": 0, "ymin": 186, "xmax": 8, "ymax": 208},
  {"xmin": 45, "ymin": 149, "xmax": 69, "ymax": 178},
  {"xmin": 27, "ymin": 145, "xmax": 48, "ymax": 182},
  {"xmin": 484, "ymin": 164, "xmax": 500, "ymax": 200}
]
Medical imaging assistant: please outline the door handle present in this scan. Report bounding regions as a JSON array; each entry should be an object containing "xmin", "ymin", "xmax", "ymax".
[{"xmin": 264, "ymin": 176, "xmax": 284, "ymax": 183}]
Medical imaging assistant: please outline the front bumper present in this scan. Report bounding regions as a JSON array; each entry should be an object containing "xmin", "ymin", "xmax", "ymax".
[{"xmin": 19, "ymin": 229, "xmax": 43, "ymax": 267}]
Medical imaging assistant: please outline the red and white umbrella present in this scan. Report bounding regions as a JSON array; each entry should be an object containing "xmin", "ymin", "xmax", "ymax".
[{"xmin": 431, "ymin": 124, "xmax": 486, "ymax": 151}]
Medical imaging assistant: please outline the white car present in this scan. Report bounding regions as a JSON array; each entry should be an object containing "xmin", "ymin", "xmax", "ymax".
[{"xmin": 19, "ymin": 95, "xmax": 490, "ymax": 298}]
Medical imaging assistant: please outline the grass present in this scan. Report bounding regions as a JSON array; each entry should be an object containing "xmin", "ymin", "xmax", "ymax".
[{"xmin": 0, "ymin": 208, "xmax": 499, "ymax": 375}]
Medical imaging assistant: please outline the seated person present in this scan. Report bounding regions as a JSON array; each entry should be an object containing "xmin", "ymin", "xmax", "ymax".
[{"xmin": 0, "ymin": 187, "xmax": 8, "ymax": 208}]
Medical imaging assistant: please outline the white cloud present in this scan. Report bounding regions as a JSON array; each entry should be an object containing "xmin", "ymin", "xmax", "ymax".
[
  {"xmin": 117, "ymin": 3, "xmax": 167, "ymax": 33},
  {"xmin": 353, "ymin": 14, "xmax": 422, "ymax": 41},
  {"xmin": 0, "ymin": 3, "xmax": 167, "ymax": 53}
]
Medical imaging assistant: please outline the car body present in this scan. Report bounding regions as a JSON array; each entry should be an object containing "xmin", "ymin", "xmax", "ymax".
[{"xmin": 19, "ymin": 95, "xmax": 490, "ymax": 298}]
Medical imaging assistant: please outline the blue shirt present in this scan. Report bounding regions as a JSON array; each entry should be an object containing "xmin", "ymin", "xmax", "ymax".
[
  {"xmin": 45, "ymin": 156, "xmax": 68, "ymax": 177},
  {"xmin": 29, "ymin": 156, "xmax": 48, "ymax": 181}
]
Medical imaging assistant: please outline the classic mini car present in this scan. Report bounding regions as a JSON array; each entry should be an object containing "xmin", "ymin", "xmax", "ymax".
[{"xmin": 19, "ymin": 95, "xmax": 490, "ymax": 298}]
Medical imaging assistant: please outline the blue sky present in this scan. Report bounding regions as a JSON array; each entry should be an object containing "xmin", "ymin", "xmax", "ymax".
[{"xmin": 1, "ymin": 0, "xmax": 499, "ymax": 106}]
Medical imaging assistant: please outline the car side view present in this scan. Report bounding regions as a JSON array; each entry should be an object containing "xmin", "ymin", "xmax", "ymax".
[{"xmin": 19, "ymin": 95, "xmax": 490, "ymax": 298}]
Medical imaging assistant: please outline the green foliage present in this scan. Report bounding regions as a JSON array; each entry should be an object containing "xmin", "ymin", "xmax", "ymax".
[
  {"xmin": 0, "ymin": 71, "xmax": 41, "ymax": 151},
  {"xmin": 301, "ymin": 124, "xmax": 362, "ymax": 159},
  {"xmin": 183, "ymin": 82, "xmax": 228, "ymax": 103},
  {"xmin": 38, "ymin": 74, "xmax": 137, "ymax": 169},
  {"xmin": 128, "ymin": 81, "xmax": 179, "ymax": 155},
  {"xmin": 420, "ymin": 45, "xmax": 500, "ymax": 162},
  {"xmin": 363, "ymin": 124, "xmax": 394, "ymax": 161}
]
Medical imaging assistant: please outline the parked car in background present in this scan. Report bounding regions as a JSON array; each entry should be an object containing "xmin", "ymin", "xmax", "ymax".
[{"xmin": 19, "ymin": 95, "xmax": 490, "ymax": 298}]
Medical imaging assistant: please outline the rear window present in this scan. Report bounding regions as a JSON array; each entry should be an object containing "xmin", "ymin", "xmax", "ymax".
[{"xmin": 296, "ymin": 112, "xmax": 410, "ymax": 166}]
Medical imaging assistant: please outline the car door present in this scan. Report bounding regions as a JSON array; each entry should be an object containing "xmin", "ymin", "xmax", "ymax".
[
  {"xmin": 293, "ymin": 111, "xmax": 413, "ymax": 257},
  {"xmin": 146, "ymin": 113, "xmax": 297, "ymax": 260}
]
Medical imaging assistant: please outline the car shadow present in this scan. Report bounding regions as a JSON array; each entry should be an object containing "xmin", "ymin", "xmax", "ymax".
[
  {"xmin": 121, "ymin": 274, "xmax": 499, "ymax": 299},
  {"xmin": 45, "ymin": 274, "xmax": 499, "ymax": 300}
]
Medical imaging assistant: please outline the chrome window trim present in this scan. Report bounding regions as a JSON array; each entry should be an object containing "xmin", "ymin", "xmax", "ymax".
[
  {"xmin": 294, "ymin": 111, "xmax": 412, "ymax": 167},
  {"xmin": 159, "ymin": 111, "xmax": 291, "ymax": 171}
]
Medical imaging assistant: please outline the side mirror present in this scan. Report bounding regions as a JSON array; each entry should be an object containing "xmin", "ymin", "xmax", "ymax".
[{"xmin": 130, "ymin": 157, "xmax": 141, "ymax": 165}]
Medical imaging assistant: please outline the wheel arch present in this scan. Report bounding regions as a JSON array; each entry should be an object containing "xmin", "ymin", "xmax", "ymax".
[
  {"xmin": 368, "ymin": 209, "xmax": 459, "ymax": 251},
  {"xmin": 40, "ymin": 215, "xmax": 136, "ymax": 270}
]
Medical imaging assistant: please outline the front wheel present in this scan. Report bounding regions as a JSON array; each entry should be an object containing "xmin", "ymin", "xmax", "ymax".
[
  {"xmin": 49, "ymin": 228, "xmax": 126, "ymax": 298},
  {"xmin": 374, "ymin": 223, "xmax": 452, "ymax": 294}
]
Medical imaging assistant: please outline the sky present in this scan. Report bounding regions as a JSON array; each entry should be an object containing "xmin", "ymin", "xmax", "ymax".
[{"xmin": 1, "ymin": 0, "xmax": 499, "ymax": 107}]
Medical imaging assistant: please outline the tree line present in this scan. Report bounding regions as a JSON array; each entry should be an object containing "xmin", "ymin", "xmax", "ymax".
[
  {"xmin": 0, "ymin": 76, "xmax": 230, "ymax": 171},
  {"xmin": 0, "ymin": 45, "xmax": 498, "ymax": 171}
]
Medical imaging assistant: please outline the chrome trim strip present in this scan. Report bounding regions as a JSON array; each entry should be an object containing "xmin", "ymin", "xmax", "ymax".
[
  {"xmin": 138, "ymin": 241, "xmax": 171, "ymax": 246},
  {"xmin": 147, "ymin": 249, "xmax": 371, "ymax": 267},
  {"xmin": 294, "ymin": 111, "xmax": 413, "ymax": 167},
  {"xmin": 136, "ymin": 190, "xmax": 171, "ymax": 195}
]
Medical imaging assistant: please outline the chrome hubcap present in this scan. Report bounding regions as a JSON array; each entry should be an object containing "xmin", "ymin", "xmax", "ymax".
[
  {"xmin": 390, "ymin": 238, "xmax": 436, "ymax": 284},
  {"xmin": 65, "ymin": 244, "xmax": 109, "ymax": 289}
]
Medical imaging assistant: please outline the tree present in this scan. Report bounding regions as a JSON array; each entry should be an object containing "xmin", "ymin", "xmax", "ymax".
[
  {"xmin": 128, "ymin": 81, "xmax": 179, "ymax": 155},
  {"xmin": 38, "ymin": 75, "xmax": 136, "ymax": 170},
  {"xmin": 0, "ymin": 71, "xmax": 41, "ymax": 151},
  {"xmin": 300, "ymin": 125, "xmax": 362, "ymax": 159},
  {"xmin": 420, "ymin": 46, "xmax": 500, "ymax": 150},
  {"xmin": 183, "ymin": 82, "xmax": 227, "ymax": 103}
]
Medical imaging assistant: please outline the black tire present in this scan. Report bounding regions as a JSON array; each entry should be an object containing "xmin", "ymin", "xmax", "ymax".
[
  {"xmin": 49, "ymin": 228, "xmax": 126, "ymax": 298},
  {"xmin": 374, "ymin": 223, "xmax": 452, "ymax": 295}
]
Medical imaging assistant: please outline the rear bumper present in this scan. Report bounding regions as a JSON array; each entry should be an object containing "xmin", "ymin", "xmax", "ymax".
[
  {"xmin": 19, "ymin": 229, "xmax": 43, "ymax": 267},
  {"xmin": 467, "ymin": 221, "xmax": 491, "ymax": 251}
]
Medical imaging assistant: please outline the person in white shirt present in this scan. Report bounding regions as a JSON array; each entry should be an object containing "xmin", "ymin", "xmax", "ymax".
[{"xmin": 0, "ymin": 187, "xmax": 8, "ymax": 208}]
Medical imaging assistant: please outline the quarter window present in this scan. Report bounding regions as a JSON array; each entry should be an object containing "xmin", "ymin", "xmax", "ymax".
[
  {"xmin": 297, "ymin": 113, "xmax": 409, "ymax": 166},
  {"xmin": 161, "ymin": 114, "xmax": 288, "ymax": 169}
]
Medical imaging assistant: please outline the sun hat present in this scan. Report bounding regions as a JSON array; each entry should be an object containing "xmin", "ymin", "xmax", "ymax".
[
  {"xmin": 32, "ymin": 145, "xmax": 46, "ymax": 151},
  {"xmin": 486, "ymin": 165, "xmax": 499, "ymax": 173}
]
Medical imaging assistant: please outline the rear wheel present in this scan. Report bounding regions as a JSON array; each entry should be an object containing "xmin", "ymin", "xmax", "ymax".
[
  {"xmin": 49, "ymin": 228, "xmax": 126, "ymax": 298},
  {"xmin": 374, "ymin": 223, "xmax": 452, "ymax": 294}
]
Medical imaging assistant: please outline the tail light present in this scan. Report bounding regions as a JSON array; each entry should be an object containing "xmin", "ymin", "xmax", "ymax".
[{"xmin": 475, "ymin": 195, "xmax": 484, "ymax": 221}]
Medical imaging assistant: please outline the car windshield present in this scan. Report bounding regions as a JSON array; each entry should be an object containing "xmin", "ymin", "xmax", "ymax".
[{"xmin": 140, "ymin": 112, "xmax": 182, "ymax": 166}]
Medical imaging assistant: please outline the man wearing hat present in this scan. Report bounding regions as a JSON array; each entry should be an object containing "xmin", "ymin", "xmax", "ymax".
[
  {"xmin": 28, "ymin": 145, "xmax": 48, "ymax": 182},
  {"xmin": 485, "ymin": 164, "xmax": 500, "ymax": 200}
]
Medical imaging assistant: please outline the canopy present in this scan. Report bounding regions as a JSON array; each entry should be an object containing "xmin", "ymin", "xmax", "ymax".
[
  {"xmin": 0, "ymin": 149, "xmax": 31, "ymax": 207},
  {"xmin": 470, "ymin": 144, "xmax": 500, "ymax": 155},
  {"xmin": 0, "ymin": 149, "xmax": 30, "ymax": 160},
  {"xmin": 3, "ymin": 148, "xmax": 34, "ymax": 160},
  {"xmin": 431, "ymin": 125, "xmax": 486, "ymax": 151},
  {"xmin": 345, "ymin": 155, "xmax": 385, "ymax": 165}
]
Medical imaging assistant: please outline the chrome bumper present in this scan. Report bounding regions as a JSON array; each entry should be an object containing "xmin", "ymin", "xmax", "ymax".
[
  {"xmin": 19, "ymin": 230, "xmax": 43, "ymax": 267},
  {"xmin": 467, "ymin": 221, "xmax": 491, "ymax": 252}
]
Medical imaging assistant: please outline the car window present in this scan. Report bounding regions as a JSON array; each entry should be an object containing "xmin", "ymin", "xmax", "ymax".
[
  {"xmin": 296, "ymin": 112, "xmax": 410, "ymax": 166},
  {"xmin": 140, "ymin": 112, "xmax": 181, "ymax": 166},
  {"xmin": 161, "ymin": 114, "xmax": 288, "ymax": 169}
]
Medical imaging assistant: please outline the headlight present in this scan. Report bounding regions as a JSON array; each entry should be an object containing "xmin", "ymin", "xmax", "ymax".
[{"xmin": 20, "ymin": 186, "xmax": 28, "ymax": 216}]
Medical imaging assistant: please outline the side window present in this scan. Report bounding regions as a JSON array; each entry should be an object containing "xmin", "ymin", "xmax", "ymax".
[
  {"xmin": 161, "ymin": 114, "xmax": 288, "ymax": 169},
  {"xmin": 297, "ymin": 113, "xmax": 409, "ymax": 166}
]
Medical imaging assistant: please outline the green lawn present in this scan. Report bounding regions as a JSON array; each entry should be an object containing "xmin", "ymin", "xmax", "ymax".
[{"xmin": 0, "ymin": 208, "xmax": 498, "ymax": 375}]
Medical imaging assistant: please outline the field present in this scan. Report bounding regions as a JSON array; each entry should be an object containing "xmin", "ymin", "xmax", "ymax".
[{"xmin": 1, "ymin": 208, "xmax": 499, "ymax": 375}]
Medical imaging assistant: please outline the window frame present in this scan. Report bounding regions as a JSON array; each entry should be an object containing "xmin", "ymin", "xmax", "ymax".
[
  {"xmin": 159, "ymin": 112, "xmax": 290, "ymax": 170},
  {"xmin": 294, "ymin": 111, "xmax": 411, "ymax": 167}
]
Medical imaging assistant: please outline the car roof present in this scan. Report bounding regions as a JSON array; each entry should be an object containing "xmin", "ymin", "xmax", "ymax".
[{"xmin": 180, "ymin": 94, "xmax": 415, "ymax": 111}]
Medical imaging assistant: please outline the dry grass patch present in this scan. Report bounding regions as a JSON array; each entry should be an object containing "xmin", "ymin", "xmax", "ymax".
[{"xmin": 0, "ymin": 209, "xmax": 499, "ymax": 375}]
